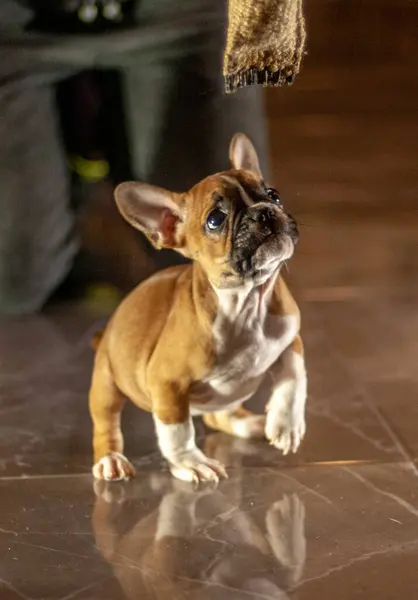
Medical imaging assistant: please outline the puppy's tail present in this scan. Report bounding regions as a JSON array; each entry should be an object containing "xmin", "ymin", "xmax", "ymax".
[{"xmin": 90, "ymin": 331, "xmax": 104, "ymax": 352}]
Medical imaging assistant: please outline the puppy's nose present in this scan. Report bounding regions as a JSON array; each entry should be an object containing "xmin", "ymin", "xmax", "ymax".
[
  {"xmin": 256, "ymin": 206, "xmax": 283, "ymax": 232},
  {"xmin": 258, "ymin": 206, "xmax": 276, "ymax": 223}
]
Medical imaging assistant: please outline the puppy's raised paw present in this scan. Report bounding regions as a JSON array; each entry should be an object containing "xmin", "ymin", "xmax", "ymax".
[
  {"xmin": 265, "ymin": 412, "xmax": 306, "ymax": 456},
  {"xmin": 169, "ymin": 450, "xmax": 228, "ymax": 484},
  {"xmin": 93, "ymin": 452, "xmax": 136, "ymax": 482}
]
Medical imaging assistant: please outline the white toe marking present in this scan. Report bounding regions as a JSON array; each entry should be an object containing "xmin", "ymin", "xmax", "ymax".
[
  {"xmin": 154, "ymin": 415, "xmax": 227, "ymax": 483},
  {"xmin": 169, "ymin": 451, "xmax": 226, "ymax": 483},
  {"xmin": 92, "ymin": 452, "xmax": 134, "ymax": 481}
]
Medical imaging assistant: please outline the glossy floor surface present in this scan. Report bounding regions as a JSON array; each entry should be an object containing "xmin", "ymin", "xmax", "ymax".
[{"xmin": 1, "ymin": 1, "xmax": 418, "ymax": 598}]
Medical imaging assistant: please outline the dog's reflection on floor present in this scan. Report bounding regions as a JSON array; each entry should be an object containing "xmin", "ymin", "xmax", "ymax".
[{"xmin": 92, "ymin": 434, "xmax": 306, "ymax": 599}]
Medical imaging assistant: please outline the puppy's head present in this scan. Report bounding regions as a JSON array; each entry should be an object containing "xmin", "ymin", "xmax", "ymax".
[{"xmin": 115, "ymin": 134, "xmax": 298, "ymax": 288}]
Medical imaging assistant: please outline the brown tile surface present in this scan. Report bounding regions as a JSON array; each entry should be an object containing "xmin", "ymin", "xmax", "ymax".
[
  {"xmin": 1, "ymin": 459, "xmax": 418, "ymax": 599},
  {"xmin": 1, "ymin": 0, "xmax": 418, "ymax": 597},
  {"xmin": 1, "ymin": 293, "xmax": 418, "ymax": 599}
]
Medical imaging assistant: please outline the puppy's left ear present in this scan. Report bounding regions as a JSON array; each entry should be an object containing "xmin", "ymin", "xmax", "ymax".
[
  {"xmin": 115, "ymin": 181, "xmax": 185, "ymax": 250},
  {"xmin": 229, "ymin": 133, "xmax": 263, "ymax": 178}
]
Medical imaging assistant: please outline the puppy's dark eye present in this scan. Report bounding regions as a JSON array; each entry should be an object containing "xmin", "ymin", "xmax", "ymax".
[
  {"xmin": 206, "ymin": 208, "xmax": 227, "ymax": 231},
  {"xmin": 266, "ymin": 188, "xmax": 282, "ymax": 205}
]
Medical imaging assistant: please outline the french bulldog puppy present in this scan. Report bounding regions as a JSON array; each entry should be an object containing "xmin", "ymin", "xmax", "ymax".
[{"xmin": 89, "ymin": 133, "xmax": 307, "ymax": 483}]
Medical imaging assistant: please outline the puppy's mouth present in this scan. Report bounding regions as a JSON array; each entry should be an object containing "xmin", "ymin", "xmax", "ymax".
[
  {"xmin": 234, "ymin": 234, "xmax": 294, "ymax": 277},
  {"xmin": 231, "ymin": 206, "xmax": 298, "ymax": 278}
]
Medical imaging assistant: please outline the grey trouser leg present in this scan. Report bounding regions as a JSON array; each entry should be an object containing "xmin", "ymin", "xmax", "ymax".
[
  {"xmin": 0, "ymin": 83, "xmax": 77, "ymax": 315},
  {"xmin": 0, "ymin": 0, "xmax": 268, "ymax": 312},
  {"xmin": 121, "ymin": 11, "xmax": 268, "ymax": 269},
  {"xmin": 122, "ymin": 22, "xmax": 268, "ymax": 190}
]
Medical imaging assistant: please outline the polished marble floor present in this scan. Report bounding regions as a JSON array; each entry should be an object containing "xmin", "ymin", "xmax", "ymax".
[
  {"xmin": 2, "ymin": 290, "xmax": 418, "ymax": 600},
  {"xmin": 1, "ymin": 1, "xmax": 418, "ymax": 598}
]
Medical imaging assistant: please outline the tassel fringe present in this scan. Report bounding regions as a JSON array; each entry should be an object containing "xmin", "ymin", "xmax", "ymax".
[{"xmin": 225, "ymin": 68, "xmax": 295, "ymax": 94}]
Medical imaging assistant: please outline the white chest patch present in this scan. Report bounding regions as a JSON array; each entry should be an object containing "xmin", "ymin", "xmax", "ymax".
[{"xmin": 190, "ymin": 282, "xmax": 299, "ymax": 414}]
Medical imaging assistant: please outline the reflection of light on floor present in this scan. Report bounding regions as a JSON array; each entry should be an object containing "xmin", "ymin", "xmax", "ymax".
[{"xmin": 305, "ymin": 459, "xmax": 387, "ymax": 467}]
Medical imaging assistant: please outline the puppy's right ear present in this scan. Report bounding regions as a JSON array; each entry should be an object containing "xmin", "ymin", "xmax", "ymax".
[
  {"xmin": 229, "ymin": 133, "xmax": 263, "ymax": 178},
  {"xmin": 115, "ymin": 182, "xmax": 185, "ymax": 250}
]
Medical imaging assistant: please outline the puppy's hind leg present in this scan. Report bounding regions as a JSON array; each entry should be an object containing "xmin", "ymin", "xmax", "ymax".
[
  {"xmin": 89, "ymin": 352, "xmax": 135, "ymax": 481},
  {"xmin": 203, "ymin": 406, "xmax": 266, "ymax": 440}
]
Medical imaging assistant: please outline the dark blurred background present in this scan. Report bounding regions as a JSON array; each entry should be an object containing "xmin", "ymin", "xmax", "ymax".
[
  {"xmin": 0, "ymin": 0, "xmax": 417, "ymax": 314},
  {"xmin": 269, "ymin": 0, "xmax": 418, "ymax": 300},
  {"xmin": 0, "ymin": 0, "xmax": 269, "ymax": 314}
]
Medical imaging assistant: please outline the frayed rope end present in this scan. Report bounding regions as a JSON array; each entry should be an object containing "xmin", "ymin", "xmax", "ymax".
[{"xmin": 225, "ymin": 67, "xmax": 295, "ymax": 94}]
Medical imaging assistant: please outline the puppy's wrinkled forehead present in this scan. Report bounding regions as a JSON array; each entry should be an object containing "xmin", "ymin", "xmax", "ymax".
[{"xmin": 186, "ymin": 170, "xmax": 264, "ymax": 216}]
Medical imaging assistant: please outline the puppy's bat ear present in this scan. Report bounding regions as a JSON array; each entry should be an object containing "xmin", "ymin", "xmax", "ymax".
[
  {"xmin": 115, "ymin": 182, "xmax": 185, "ymax": 250},
  {"xmin": 229, "ymin": 133, "xmax": 263, "ymax": 178}
]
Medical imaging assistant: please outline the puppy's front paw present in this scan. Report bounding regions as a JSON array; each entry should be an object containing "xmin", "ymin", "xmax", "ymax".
[
  {"xmin": 93, "ymin": 452, "xmax": 136, "ymax": 481},
  {"xmin": 169, "ymin": 449, "xmax": 228, "ymax": 484},
  {"xmin": 265, "ymin": 411, "xmax": 306, "ymax": 456}
]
